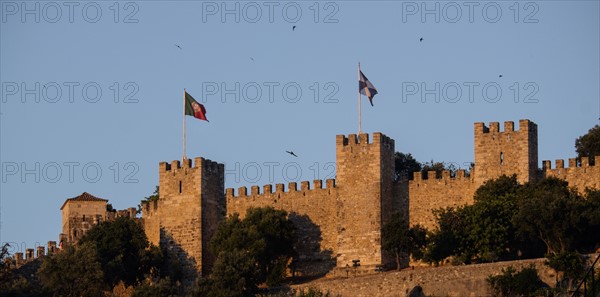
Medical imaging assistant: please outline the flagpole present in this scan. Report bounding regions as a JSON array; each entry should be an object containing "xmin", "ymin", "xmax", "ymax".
[
  {"xmin": 358, "ymin": 62, "xmax": 362, "ymax": 134},
  {"xmin": 183, "ymin": 88, "xmax": 186, "ymax": 162}
]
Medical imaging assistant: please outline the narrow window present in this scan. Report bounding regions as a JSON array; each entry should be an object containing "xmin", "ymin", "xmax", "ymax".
[
  {"xmin": 500, "ymin": 152, "xmax": 504, "ymax": 165},
  {"xmin": 179, "ymin": 180, "xmax": 182, "ymax": 194}
]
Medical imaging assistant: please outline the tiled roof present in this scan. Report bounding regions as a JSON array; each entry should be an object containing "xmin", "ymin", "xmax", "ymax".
[{"xmin": 60, "ymin": 192, "xmax": 108, "ymax": 210}]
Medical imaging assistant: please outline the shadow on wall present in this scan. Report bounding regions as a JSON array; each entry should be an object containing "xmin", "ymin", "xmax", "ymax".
[
  {"xmin": 288, "ymin": 212, "xmax": 335, "ymax": 278},
  {"xmin": 159, "ymin": 229, "xmax": 198, "ymax": 288}
]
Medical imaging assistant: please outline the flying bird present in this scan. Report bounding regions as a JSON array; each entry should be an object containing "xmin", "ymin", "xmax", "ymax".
[
  {"xmin": 499, "ymin": 74, "xmax": 503, "ymax": 78},
  {"xmin": 250, "ymin": 57, "xmax": 254, "ymax": 61},
  {"xmin": 419, "ymin": 37, "xmax": 423, "ymax": 42},
  {"xmin": 174, "ymin": 44, "xmax": 182, "ymax": 50},
  {"xmin": 286, "ymin": 151, "xmax": 298, "ymax": 157},
  {"xmin": 292, "ymin": 25, "xmax": 296, "ymax": 31}
]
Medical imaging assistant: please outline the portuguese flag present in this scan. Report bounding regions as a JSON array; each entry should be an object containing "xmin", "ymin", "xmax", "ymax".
[{"xmin": 184, "ymin": 91, "xmax": 208, "ymax": 122}]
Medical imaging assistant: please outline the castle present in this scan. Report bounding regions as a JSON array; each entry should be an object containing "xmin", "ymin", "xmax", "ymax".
[{"xmin": 60, "ymin": 119, "xmax": 600, "ymax": 285}]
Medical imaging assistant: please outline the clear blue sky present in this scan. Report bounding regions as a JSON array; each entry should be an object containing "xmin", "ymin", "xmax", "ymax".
[{"xmin": 1, "ymin": 1, "xmax": 599, "ymax": 253}]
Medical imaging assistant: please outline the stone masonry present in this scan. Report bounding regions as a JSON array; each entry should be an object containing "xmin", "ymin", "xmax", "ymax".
[{"xmin": 65, "ymin": 119, "xmax": 600, "ymax": 285}]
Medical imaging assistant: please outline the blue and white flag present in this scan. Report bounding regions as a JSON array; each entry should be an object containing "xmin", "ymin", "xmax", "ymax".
[{"xmin": 359, "ymin": 70, "xmax": 378, "ymax": 106}]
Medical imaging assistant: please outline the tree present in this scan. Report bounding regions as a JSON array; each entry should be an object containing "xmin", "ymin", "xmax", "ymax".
[
  {"xmin": 144, "ymin": 186, "xmax": 159, "ymax": 202},
  {"xmin": 38, "ymin": 243, "xmax": 105, "ymax": 297},
  {"xmin": 382, "ymin": 213, "xmax": 428, "ymax": 270},
  {"xmin": 580, "ymin": 189, "xmax": 600, "ymax": 251},
  {"xmin": 425, "ymin": 206, "xmax": 471, "ymax": 265},
  {"xmin": 575, "ymin": 125, "xmax": 600, "ymax": 161},
  {"xmin": 196, "ymin": 249, "xmax": 261, "ymax": 297},
  {"xmin": 394, "ymin": 152, "xmax": 421, "ymax": 181},
  {"xmin": 546, "ymin": 251, "xmax": 585, "ymax": 291},
  {"xmin": 78, "ymin": 216, "xmax": 162, "ymax": 288},
  {"xmin": 204, "ymin": 207, "xmax": 297, "ymax": 296},
  {"xmin": 466, "ymin": 175, "xmax": 521, "ymax": 262},
  {"xmin": 487, "ymin": 265, "xmax": 546, "ymax": 297},
  {"xmin": 513, "ymin": 178, "xmax": 584, "ymax": 255},
  {"xmin": 243, "ymin": 207, "xmax": 296, "ymax": 285},
  {"xmin": 132, "ymin": 277, "xmax": 182, "ymax": 297}
]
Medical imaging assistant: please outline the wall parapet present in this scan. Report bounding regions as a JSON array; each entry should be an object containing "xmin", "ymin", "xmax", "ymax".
[
  {"xmin": 474, "ymin": 119, "xmax": 536, "ymax": 134},
  {"xmin": 159, "ymin": 157, "xmax": 223, "ymax": 173},
  {"xmin": 336, "ymin": 132, "xmax": 394, "ymax": 149},
  {"xmin": 410, "ymin": 169, "xmax": 471, "ymax": 182},
  {"xmin": 226, "ymin": 179, "xmax": 336, "ymax": 199},
  {"xmin": 542, "ymin": 156, "xmax": 598, "ymax": 170}
]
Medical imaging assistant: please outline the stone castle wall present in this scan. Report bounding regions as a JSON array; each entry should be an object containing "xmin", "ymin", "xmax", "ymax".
[
  {"xmin": 335, "ymin": 133, "xmax": 395, "ymax": 269},
  {"xmin": 406, "ymin": 170, "xmax": 476, "ymax": 230},
  {"xmin": 226, "ymin": 180, "xmax": 338, "ymax": 275},
  {"xmin": 129, "ymin": 119, "xmax": 600, "ymax": 282},
  {"xmin": 474, "ymin": 120, "xmax": 538, "ymax": 187},
  {"xmin": 141, "ymin": 157, "xmax": 225, "ymax": 284},
  {"xmin": 291, "ymin": 255, "xmax": 600, "ymax": 297},
  {"xmin": 542, "ymin": 156, "xmax": 600, "ymax": 194}
]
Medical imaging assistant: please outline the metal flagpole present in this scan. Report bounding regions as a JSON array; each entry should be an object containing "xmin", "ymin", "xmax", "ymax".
[
  {"xmin": 183, "ymin": 88, "xmax": 186, "ymax": 162},
  {"xmin": 358, "ymin": 62, "xmax": 362, "ymax": 134}
]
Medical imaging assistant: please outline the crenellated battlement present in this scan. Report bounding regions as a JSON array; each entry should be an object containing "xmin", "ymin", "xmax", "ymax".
[
  {"xmin": 542, "ymin": 156, "xmax": 598, "ymax": 170},
  {"xmin": 474, "ymin": 119, "xmax": 536, "ymax": 134},
  {"xmin": 542, "ymin": 155, "xmax": 600, "ymax": 194},
  {"xmin": 8, "ymin": 241, "xmax": 58, "ymax": 269},
  {"xmin": 336, "ymin": 132, "xmax": 394, "ymax": 150},
  {"xmin": 226, "ymin": 179, "xmax": 336, "ymax": 199},
  {"xmin": 410, "ymin": 169, "xmax": 471, "ymax": 182},
  {"xmin": 159, "ymin": 157, "xmax": 223, "ymax": 173}
]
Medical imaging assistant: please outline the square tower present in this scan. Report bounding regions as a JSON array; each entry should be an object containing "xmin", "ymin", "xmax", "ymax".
[
  {"xmin": 474, "ymin": 119, "xmax": 538, "ymax": 187},
  {"xmin": 60, "ymin": 192, "xmax": 108, "ymax": 245},
  {"xmin": 142, "ymin": 157, "xmax": 225, "ymax": 285},
  {"xmin": 335, "ymin": 132, "xmax": 396, "ymax": 269}
]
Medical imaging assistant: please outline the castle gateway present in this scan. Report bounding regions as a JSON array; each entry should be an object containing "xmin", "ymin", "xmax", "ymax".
[{"xmin": 138, "ymin": 119, "xmax": 599, "ymax": 284}]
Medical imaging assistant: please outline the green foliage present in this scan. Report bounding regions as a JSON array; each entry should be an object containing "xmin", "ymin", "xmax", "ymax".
[
  {"xmin": 421, "ymin": 160, "xmax": 455, "ymax": 177},
  {"xmin": 131, "ymin": 277, "xmax": 182, "ymax": 297},
  {"xmin": 575, "ymin": 125, "xmax": 600, "ymax": 160},
  {"xmin": 38, "ymin": 243, "xmax": 105, "ymax": 297},
  {"xmin": 78, "ymin": 216, "xmax": 162, "ymax": 287},
  {"xmin": 394, "ymin": 152, "xmax": 422, "ymax": 181},
  {"xmin": 0, "ymin": 243, "xmax": 44, "ymax": 297},
  {"xmin": 143, "ymin": 186, "xmax": 160, "ymax": 202},
  {"xmin": 295, "ymin": 287, "xmax": 338, "ymax": 297},
  {"xmin": 580, "ymin": 189, "xmax": 600, "ymax": 250},
  {"xmin": 487, "ymin": 265, "xmax": 546, "ymax": 297},
  {"xmin": 513, "ymin": 178, "xmax": 584, "ymax": 255},
  {"xmin": 546, "ymin": 251, "xmax": 585, "ymax": 291},
  {"xmin": 424, "ymin": 207, "xmax": 469, "ymax": 265},
  {"xmin": 196, "ymin": 249, "xmax": 261, "ymax": 297},
  {"xmin": 427, "ymin": 175, "xmax": 600, "ymax": 264},
  {"xmin": 201, "ymin": 207, "xmax": 297, "ymax": 296},
  {"xmin": 382, "ymin": 213, "xmax": 428, "ymax": 269}
]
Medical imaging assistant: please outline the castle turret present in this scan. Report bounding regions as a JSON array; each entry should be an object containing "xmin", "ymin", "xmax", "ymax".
[
  {"xmin": 142, "ymin": 157, "xmax": 225, "ymax": 285},
  {"xmin": 474, "ymin": 120, "xmax": 538, "ymax": 187},
  {"xmin": 60, "ymin": 192, "xmax": 108, "ymax": 244},
  {"xmin": 335, "ymin": 132, "xmax": 396, "ymax": 269}
]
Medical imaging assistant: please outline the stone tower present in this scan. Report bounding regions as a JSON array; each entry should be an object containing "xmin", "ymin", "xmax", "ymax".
[
  {"xmin": 335, "ymin": 133, "xmax": 395, "ymax": 268},
  {"xmin": 474, "ymin": 120, "xmax": 538, "ymax": 187},
  {"xmin": 60, "ymin": 192, "xmax": 108, "ymax": 245},
  {"xmin": 142, "ymin": 157, "xmax": 225, "ymax": 284}
]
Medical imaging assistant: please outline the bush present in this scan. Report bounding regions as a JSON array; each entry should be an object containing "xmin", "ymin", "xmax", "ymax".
[{"xmin": 487, "ymin": 265, "xmax": 546, "ymax": 297}]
